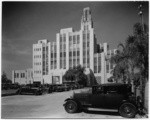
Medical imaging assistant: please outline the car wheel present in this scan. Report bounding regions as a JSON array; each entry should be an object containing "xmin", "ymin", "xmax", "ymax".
[
  {"xmin": 65, "ymin": 100, "xmax": 78, "ymax": 113},
  {"xmin": 119, "ymin": 102, "xmax": 137, "ymax": 118}
]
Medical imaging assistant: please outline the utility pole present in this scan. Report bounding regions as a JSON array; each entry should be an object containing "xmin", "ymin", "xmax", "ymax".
[{"xmin": 138, "ymin": 3, "xmax": 144, "ymax": 31}]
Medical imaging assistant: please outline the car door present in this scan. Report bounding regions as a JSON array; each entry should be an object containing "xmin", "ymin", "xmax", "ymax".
[
  {"xmin": 104, "ymin": 86, "xmax": 124, "ymax": 109},
  {"xmin": 90, "ymin": 86, "xmax": 106, "ymax": 108}
]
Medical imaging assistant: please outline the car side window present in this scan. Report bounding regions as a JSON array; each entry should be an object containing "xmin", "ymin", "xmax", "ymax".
[
  {"xmin": 104, "ymin": 86, "xmax": 118, "ymax": 94},
  {"xmin": 92, "ymin": 86, "xmax": 103, "ymax": 94}
]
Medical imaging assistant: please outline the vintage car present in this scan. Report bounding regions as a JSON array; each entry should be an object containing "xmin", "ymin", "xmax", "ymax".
[
  {"xmin": 55, "ymin": 84, "xmax": 67, "ymax": 92},
  {"xmin": 63, "ymin": 84, "xmax": 71, "ymax": 91},
  {"xmin": 63, "ymin": 83, "xmax": 142, "ymax": 118},
  {"xmin": 16, "ymin": 84, "xmax": 44, "ymax": 95}
]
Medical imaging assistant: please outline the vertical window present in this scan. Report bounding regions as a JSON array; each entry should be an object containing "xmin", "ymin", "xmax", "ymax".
[
  {"xmin": 54, "ymin": 53, "xmax": 57, "ymax": 58},
  {"xmin": 87, "ymin": 33, "xmax": 90, "ymax": 40},
  {"xmin": 69, "ymin": 36, "xmax": 72, "ymax": 41},
  {"xmin": 69, "ymin": 52, "xmax": 72, "ymax": 56},
  {"xmin": 106, "ymin": 61, "xmax": 109, "ymax": 73},
  {"xmin": 69, "ymin": 59, "xmax": 72, "ymax": 68},
  {"xmin": 60, "ymin": 35, "xmax": 62, "ymax": 43},
  {"xmin": 51, "ymin": 53, "xmax": 53, "ymax": 58},
  {"xmin": 64, "ymin": 52, "xmax": 66, "ymax": 57},
  {"xmin": 63, "ymin": 34, "xmax": 66, "ymax": 42},
  {"xmin": 87, "ymin": 41, "xmax": 89, "ymax": 47},
  {"xmin": 94, "ymin": 57, "xmax": 97, "ymax": 73},
  {"xmin": 60, "ymin": 52, "xmax": 62, "ymax": 57},
  {"xmin": 77, "ymin": 35, "xmax": 80, "ymax": 44},
  {"xmin": 83, "ymin": 33, "xmax": 86, "ymax": 40},
  {"xmin": 43, "ymin": 47, "xmax": 45, "ymax": 51},
  {"xmin": 17, "ymin": 73, "xmax": 19, "ymax": 78},
  {"xmin": 77, "ymin": 51, "xmax": 80, "ymax": 56},
  {"xmin": 83, "ymin": 42, "xmax": 86, "ymax": 48},
  {"xmin": 64, "ymin": 60, "xmax": 66, "ymax": 69},
  {"xmin": 60, "ymin": 61, "xmax": 62, "ymax": 69},
  {"xmin": 14, "ymin": 73, "xmax": 17, "ymax": 78},
  {"xmin": 73, "ymin": 51, "xmax": 76, "ymax": 56},
  {"xmin": 77, "ymin": 58, "xmax": 80, "ymax": 65},
  {"xmin": 73, "ymin": 35, "xmax": 76, "ymax": 44},
  {"xmin": 73, "ymin": 59, "xmax": 76, "ymax": 66},
  {"xmin": 98, "ymin": 56, "xmax": 101, "ymax": 73}
]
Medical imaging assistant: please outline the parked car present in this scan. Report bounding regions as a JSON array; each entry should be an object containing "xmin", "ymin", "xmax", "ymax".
[
  {"xmin": 63, "ymin": 83, "xmax": 142, "ymax": 118},
  {"xmin": 9, "ymin": 83, "xmax": 20, "ymax": 89},
  {"xmin": 55, "ymin": 84, "xmax": 65, "ymax": 92},
  {"xmin": 17, "ymin": 84, "xmax": 44, "ymax": 95},
  {"xmin": 70, "ymin": 84, "xmax": 79, "ymax": 90},
  {"xmin": 48, "ymin": 85, "xmax": 54, "ymax": 93},
  {"xmin": 63, "ymin": 84, "xmax": 71, "ymax": 91},
  {"xmin": 52, "ymin": 84, "xmax": 60, "ymax": 92}
]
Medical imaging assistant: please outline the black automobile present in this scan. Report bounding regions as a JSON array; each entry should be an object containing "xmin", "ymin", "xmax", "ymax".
[
  {"xmin": 17, "ymin": 84, "xmax": 44, "ymax": 95},
  {"xmin": 63, "ymin": 83, "xmax": 142, "ymax": 118},
  {"xmin": 63, "ymin": 84, "xmax": 71, "ymax": 91},
  {"xmin": 55, "ymin": 84, "xmax": 65, "ymax": 92}
]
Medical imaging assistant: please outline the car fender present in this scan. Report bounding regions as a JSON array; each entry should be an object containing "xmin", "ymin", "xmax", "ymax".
[
  {"xmin": 64, "ymin": 98, "xmax": 82, "ymax": 108},
  {"xmin": 119, "ymin": 99, "xmax": 137, "ymax": 109}
]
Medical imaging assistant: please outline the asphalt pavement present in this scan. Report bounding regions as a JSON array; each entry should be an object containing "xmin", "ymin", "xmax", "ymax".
[{"xmin": 2, "ymin": 88, "xmax": 123, "ymax": 119}]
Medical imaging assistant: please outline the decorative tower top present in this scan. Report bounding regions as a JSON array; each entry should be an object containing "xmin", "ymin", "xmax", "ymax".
[{"xmin": 81, "ymin": 7, "xmax": 93, "ymax": 30}]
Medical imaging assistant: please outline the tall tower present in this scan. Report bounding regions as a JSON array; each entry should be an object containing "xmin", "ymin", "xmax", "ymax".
[
  {"xmin": 81, "ymin": 7, "xmax": 93, "ymax": 30},
  {"xmin": 80, "ymin": 7, "xmax": 95, "ymax": 70}
]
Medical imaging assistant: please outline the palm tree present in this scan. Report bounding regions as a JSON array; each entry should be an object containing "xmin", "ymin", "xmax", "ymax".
[{"xmin": 111, "ymin": 22, "xmax": 148, "ymax": 106}]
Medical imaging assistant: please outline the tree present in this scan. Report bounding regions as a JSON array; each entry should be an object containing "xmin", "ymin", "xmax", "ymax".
[
  {"xmin": 63, "ymin": 65, "xmax": 87, "ymax": 86},
  {"xmin": 132, "ymin": 23, "xmax": 148, "ymax": 104},
  {"xmin": 110, "ymin": 22, "xmax": 148, "ymax": 106},
  {"xmin": 1, "ymin": 71, "xmax": 12, "ymax": 84},
  {"xmin": 2, "ymin": 72, "xmax": 7, "ymax": 84},
  {"xmin": 110, "ymin": 46, "xmax": 130, "ymax": 84}
]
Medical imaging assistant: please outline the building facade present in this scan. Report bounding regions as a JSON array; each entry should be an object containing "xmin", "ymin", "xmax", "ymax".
[
  {"xmin": 12, "ymin": 68, "xmax": 33, "ymax": 84},
  {"xmin": 12, "ymin": 7, "xmax": 116, "ymax": 85},
  {"xmin": 32, "ymin": 7, "xmax": 116, "ymax": 85}
]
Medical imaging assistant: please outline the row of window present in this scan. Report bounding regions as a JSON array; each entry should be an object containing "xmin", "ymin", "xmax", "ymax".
[
  {"xmin": 34, "ymin": 71, "xmax": 41, "ymax": 74},
  {"xmin": 51, "ymin": 53, "xmax": 57, "ymax": 58},
  {"xmin": 69, "ymin": 35, "xmax": 80, "ymax": 44},
  {"xmin": 94, "ymin": 66, "xmax": 101, "ymax": 73},
  {"xmin": 69, "ymin": 58, "xmax": 80, "ymax": 68},
  {"xmin": 34, "ymin": 55, "xmax": 41, "ymax": 59},
  {"xmin": 14, "ymin": 73, "xmax": 25, "ymax": 78},
  {"xmin": 60, "ymin": 34, "xmax": 66, "ymax": 43},
  {"xmin": 34, "ymin": 48, "xmax": 42, "ymax": 51},
  {"xmin": 69, "ymin": 51, "xmax": 80, "ymax": 57},
  {"xmin": 83, "ymin": 32, "xmax": 90, "ymax": 41},
  {"xmin": 34, "ymin": 62, "xmax": 41, "ymax": 66}
]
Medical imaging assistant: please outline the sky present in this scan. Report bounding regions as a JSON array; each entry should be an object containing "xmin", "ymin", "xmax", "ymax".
[{"xmin": 2, "ymin": 1, "xmax": 149, "ymax": 79}]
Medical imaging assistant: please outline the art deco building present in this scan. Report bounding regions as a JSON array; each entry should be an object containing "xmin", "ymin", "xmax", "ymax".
[{"xmin": 12, "ymin": 7, "xmax": 116, "ymax": 85}]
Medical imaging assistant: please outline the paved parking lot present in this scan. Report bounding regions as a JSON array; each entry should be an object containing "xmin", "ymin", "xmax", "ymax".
[{"xmin": 2, "ymin": 88, "xmax": 123, "ymax": 119}]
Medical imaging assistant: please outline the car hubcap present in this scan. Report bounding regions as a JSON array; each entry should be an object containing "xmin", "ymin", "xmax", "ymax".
[
  {"xmin": 68, "ymin": 103, "xmax": 74, "ymax": 111},
  {"xmin": 124, "ymin": 106, "xmax": 131, "ymax": 114}
]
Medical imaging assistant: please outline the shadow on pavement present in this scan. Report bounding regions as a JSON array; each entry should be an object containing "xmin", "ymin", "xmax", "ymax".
[
  {"xmin": 83, "ymin": 109, "xmax": 120, "ymax": 116},
  {"xmin": 2, "ymin": 93, "xmax": 18, "ymax": 97}
]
